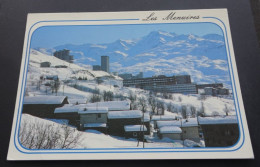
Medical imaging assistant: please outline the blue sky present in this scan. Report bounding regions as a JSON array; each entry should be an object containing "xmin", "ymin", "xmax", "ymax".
[{"xmin": 31, "ymin": 23, "xmax": 223, "ymax": 49}]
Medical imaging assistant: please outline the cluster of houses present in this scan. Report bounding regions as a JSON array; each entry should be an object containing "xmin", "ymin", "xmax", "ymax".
[{"xmin": 22, "ymin": 95, "xmax": 239, "ymax": 147}]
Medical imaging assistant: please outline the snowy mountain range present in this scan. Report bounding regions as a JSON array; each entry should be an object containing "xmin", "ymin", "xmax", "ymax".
[{"xmin": 34, "ymin": 31, "xmax": 231, "ymax": 87}]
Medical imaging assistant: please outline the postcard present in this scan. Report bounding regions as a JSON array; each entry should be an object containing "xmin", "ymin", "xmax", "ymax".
[{"xmin": 7, "ymin": 9, "xmax": 254, "ymax": 160}]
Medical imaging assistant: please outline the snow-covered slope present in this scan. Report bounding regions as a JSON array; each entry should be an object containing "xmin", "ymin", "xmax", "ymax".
[
  {"xmin": 20, "ymin": 114, "xmax": 185, "ymax": 148},
  {"xmin": 28, "ymin": 49, "xmax": 118, "ymax": 81}
]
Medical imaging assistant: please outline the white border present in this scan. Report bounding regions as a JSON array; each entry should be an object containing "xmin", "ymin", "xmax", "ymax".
[{"xmin": 7, "ymin": 9, "xmax": 254, "ymax": 160}]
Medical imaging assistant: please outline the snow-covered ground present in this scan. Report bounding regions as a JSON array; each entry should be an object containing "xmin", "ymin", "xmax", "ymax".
[
  {"xmin": 20, "ymin": 114, "xmax": 191, "ymax": 148},
  {"xmin": 21, "ymin": 49, "xmax": 237, "ymax": 148}
]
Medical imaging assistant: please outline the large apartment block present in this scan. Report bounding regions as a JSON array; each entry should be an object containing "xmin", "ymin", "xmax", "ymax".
[
  {"xmin": 53, "ymin": 49, "xmax": 74, "ymax": 63},
  {"xmin": 123, "ymin": 75, "xmax": 197, "ymax": 94},
  {"xmin": 101, "ymin": 56, "xmax": 109, "ymax": 73}
]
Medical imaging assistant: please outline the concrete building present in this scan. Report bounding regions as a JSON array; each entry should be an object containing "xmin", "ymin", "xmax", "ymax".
[
  {"xmin": 204, "ymin": 87, "xmax": 230, "ymax": 96},
  {"xmin": 118, "ymin": 73, "xmax": 133, "ymax": 80},
  {"xmin": 176, "ymin": 75, "xmax": 191, "ymax": 84},
  {"xmin": 101, "ymin": 56, "xmax": 109, "ymax": 72},
  {"xmin": 53, "ymin": 49, "xmax": 74, "ymax": 63},
  {"xmin": 196, "ymin": 83, "xmax": 223, "ymax": 89},
  {"xmin": 93, "ymin": 65, "xmax": 101, "ymax": 71},
  {"xmin": 123, "ymin": 75, "xmax": 197, "ymax": 94}
]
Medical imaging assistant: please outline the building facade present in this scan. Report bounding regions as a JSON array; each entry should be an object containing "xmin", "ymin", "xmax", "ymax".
[
  {"xmin": 53, "ymin": 49, "xmax": 74, "ymax": 63},
  {"xmin": 23, "ymin": 96, "xmax": 69, "ymax": 118},
  {"xmin": 93, "ymin": 65, "xmax": 101, "ymax": 71},
  {"xmin": 101, "ymin": 56, "xmax": 109, "ymax": 72},
  {"xmin": 123, "ymin": 75, "xmax": 197, "ymax": 94},
  {"xmin": 198, "ymin": 116, "xmax": 239, "ymax": 147},
  {"xmin": 196, "ymin": 83, "xmax": 223, "ymax": 89},
  {"xmin": 40, "ymin": 61, "xmax": 51, "ymax": 67}
]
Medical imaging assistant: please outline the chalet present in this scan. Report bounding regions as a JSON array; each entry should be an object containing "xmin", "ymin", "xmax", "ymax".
[
  {"xmin": 151, "ymin": 114, "xmax": 177, "ymax": 129},
  {"xmin": 198, "ymin": 116, "xmax": 239, "ymax": 147},
  {"xmin": 156, "ymin": 118, "xmax": 200, "ymax": 142},
  {"xmin": 142, "ymin": 113, "xmax": 151, "ymax": 135},
  {"xmin": 124, "ymin": 125, "xmax": 147, "ymax": 140},
  {"xmin": 158, "ymin": 126, "xmax": 182, "ymax": 140},
  {"xmin": 54, "ymin": 104, "xmax": 80, "ymax": 127},
  {"xmin": 107, "ymin": 110, "xmax": 143, "ymax": 136},
  {"xmin": 40, "ymin": 61, "xmax": 51, "ymax": 67},
  {"xmin": 86, "ymin": 100, "xmax": 130, "ymax": 111},
  {"xmin": 78, "ymin": 107, "xmax": 108, "ymax": 133},
  {"xmin": 23, "ymin": 96, "xmax": 68, "ymax": 118}
]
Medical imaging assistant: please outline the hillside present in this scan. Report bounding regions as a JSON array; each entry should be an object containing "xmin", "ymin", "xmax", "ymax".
[{"xmin": 48, "ymin": 31, "xmax": 231, "ymax": 87}]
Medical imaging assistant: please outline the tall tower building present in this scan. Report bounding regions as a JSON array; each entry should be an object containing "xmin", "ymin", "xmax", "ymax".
[{"xmin": 101, "ymin": 56, "xmax": 109, "ymax": 73}]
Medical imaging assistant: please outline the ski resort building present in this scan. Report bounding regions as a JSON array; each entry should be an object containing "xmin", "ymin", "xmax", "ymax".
[
  {"xmin": 124, "ymin": 125, "xmax": 147, "ymax": 140},
  {"xmin": 204, "ymin": 87, "xmax": 230, "ymax": 96},
  {"xmin": 23, "ymin": 96, "xmax": 69, "ymax": 118},
  {"xmin": 40, "ymin": 61, "xmax": 51, "ymax": 67},
  {"xmin": 123, "ymin": 75, "xmax": 197, "ymax": 94},
  {"xmin": 158, "ymin": 126, "xmax": 182, "ymax": 140},
  {"xmin": 198, "ymin": 116, "xmax": 239, "ymax": 147},
  {"xmin": 54, "ymin": 104, "xmax": 80, "ymax": 126},
  {"xmin": 93, "ymin": 65, "xmax": 101, "ymax": 71},
  {"xmin": 156, "ymin": 118, "xmax": 200, "ymax": 142},
  {"xmin": 107, "ymin": 110, "xmax": 144, "ymax": 136},
  {"xmin": 101, "ymin": 56, "xmax": 109, "ymax": 72},
  {"xmin": 151, "ymin": 115, "xmax": 177, "ymax": 129},
  {"xmin": 196, "ymin": 83, "xmax": 223, "ymax": 89},
  {"xmin": 53, "ymin": 49, "xmax": 74, "ymax": 63},
  {"xmin": 78, "ymin": 107, "xmax": 108, "ymax": 133}
]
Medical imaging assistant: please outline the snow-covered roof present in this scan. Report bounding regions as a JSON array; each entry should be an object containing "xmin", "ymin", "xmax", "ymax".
[
  {"xmin": 84, "ymin": 123, "xmax": 107, "ymax": 128},
  {"xmin": 157, "ymin": 118, "xmax": 198, "ymax": 128},
  {"xmin": 151, "ymin": 115, "xmax": 176, "ymax": 121},
  {"xmin": 78, "ymin": 107, "xmax": 108, "ymax": 114},
  {"xmin": 108, "ymin": 110, "xmax": 142, "ymax": 119},
  {"xmin": 159, "ymin": 126, "xmax": 182, "ymax": 134},
  {"xmin": 68, "ymin": 99, "xmax": 87, "ymax": 104},
  {"xmin": 143, "ymin": 113, "xmax": 150, "ymax": 122},
  {"xmin": 24, "ymin": 96, "xmax": 67, "ymax": 105},
  {"xmin": 54, "ymin": 105, "xmax": 79, "ymax": 114},
  {"xmin": 198, "ymin": 116, "xmax": 238, "ymax": 125},
  {"xmin": 124, "ymin": 125, "xmax": 147, "ymax": 132},
  {"xmin": 86, "ymin": 101, "xmax": 130, "ymax": 111}
]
